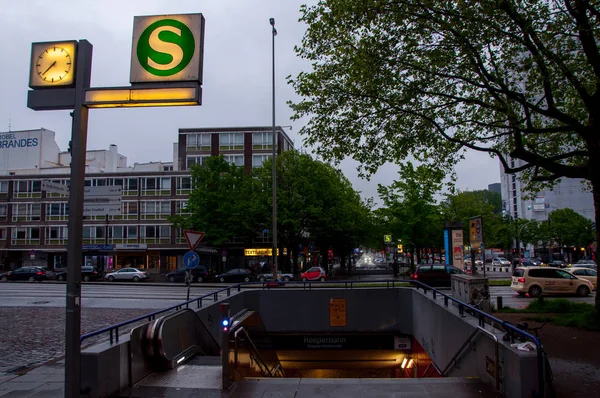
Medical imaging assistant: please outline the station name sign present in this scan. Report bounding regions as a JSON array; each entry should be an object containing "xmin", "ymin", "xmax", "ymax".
[{"xmin": 0, "ymin": 133, "xmax": 39, "ymax": 149}]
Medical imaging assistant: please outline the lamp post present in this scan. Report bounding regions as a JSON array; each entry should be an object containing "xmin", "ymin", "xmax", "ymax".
[{"xmin": 270, "ymin": 18, "xmax": 278, "ymax": 281}]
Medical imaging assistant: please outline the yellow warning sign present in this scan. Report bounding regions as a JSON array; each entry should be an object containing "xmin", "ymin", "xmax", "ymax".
[{"xmin": 329, "ymin": 298, "xmax": 347, "ymax": 327}]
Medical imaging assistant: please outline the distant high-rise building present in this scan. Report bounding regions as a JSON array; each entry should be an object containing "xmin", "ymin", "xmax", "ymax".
[
  {"xmin": 499, "ymin": 157, "xmax": 594, "ymax": 221},
  {"xmin": 487, "ymin": 183, "xmax": 501, "ymax": 195}
]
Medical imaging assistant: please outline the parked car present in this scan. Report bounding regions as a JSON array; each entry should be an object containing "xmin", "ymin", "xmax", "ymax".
[
  {"xmin": 257, "ymin": 272, "xmax": 294, "ymax": 283},
  {"xmin": 410, "ymin": 264, "xmax": 464, "ymax": 287},
  {"xmin": 55, "ymin": 266, "xmax": 102, "ymax": 282},
  {"xmin": 547, "ymin": 260, "xmax": 568, "ymax": 269},
  {"xmin": 569, "ymin": 268, "xmax": 597, "ymax": 290},
  {"xmin": 165, "ymin": 266, "xmax": 209, "ymax": 283},
  {"xmin": 300, "ymin": 267, "xmax": 327, "ymax": 282},
  {"xmin": 104, "ymin": 268, "xmax": 149, "ymax": 282},
  {"xmin": 511, "ymin": 267, "xmax": 593, "ymax": 297},
  {"xmin": 491, "ymin": 257, "xmax": 511, "ymax": 266},
  {"xmin": 2, "ymin": 266, "xmax": 47, "ymax": 282},
  {"xmin": 214, "ymin": 268, "xmax": 254, "ymax": 283},
  {"xmin": 573, "ymin": 260, "xmax": 597, "ymax": 270}
]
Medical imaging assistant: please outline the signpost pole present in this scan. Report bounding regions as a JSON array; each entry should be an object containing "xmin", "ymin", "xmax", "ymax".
[{"xmin": 65, "ymin": 40, "xmax": 93, "ymax": 398}]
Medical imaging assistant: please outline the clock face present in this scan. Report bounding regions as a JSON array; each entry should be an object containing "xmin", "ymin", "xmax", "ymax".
[
  {"xmin": 36, "ymin": 46, "xmax": 72, "ymax": 83},
  {"xmin": 29, "ymin": 41, "xmax": 77, "ymax": 88}
]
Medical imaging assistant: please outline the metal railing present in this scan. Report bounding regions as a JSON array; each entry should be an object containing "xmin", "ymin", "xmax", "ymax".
[
  {"xmin": 79, "ymin": 283, "xmax": 245, "ymax": 345},
  {"xmin": 410, "ymin": 280, "xmax": 546, "ymax": 398}
]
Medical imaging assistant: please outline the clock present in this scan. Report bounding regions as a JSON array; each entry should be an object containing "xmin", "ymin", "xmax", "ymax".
[{"xmin": 29, "ymin": 41, "xmax": 77, "ymax": 89}]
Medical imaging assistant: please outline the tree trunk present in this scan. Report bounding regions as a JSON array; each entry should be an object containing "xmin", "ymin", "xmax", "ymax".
[{"xmin": 592, "ymin": 179, "xmax": 600, "ymax": 314}]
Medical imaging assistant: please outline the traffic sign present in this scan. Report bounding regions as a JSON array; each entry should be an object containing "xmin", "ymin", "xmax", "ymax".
[
  {"xmin": 83, "ymin": 186, "xmax": 122, "ymax": 216},
  {"xmin": 183, "ymin": 251, "xmax": 200, "ymax": 269},
  {"xmin": 42, "ymin": 180, "xmax": 69, "ymax": 195},
  {"xmin": 184, "ymin": 230, "xmax": 205, "ymax": 251}
]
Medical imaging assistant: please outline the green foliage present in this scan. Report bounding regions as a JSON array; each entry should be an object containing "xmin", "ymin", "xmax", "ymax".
[
  {"xmin": 441, "ymin": 190, "xmax": 509, "ymax": 249},
  {"xmin": 548, "ymin": 208, "xmax": 595, "ymax": 247},
  {"xmin": 377, "ymin": 162, "xmax": 444, "ymax": 260}
]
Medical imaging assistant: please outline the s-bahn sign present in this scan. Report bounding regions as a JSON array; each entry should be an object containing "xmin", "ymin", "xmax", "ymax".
[{"xmin": 130, "ymin": 13, "xmax": 205, "ymax": 84}]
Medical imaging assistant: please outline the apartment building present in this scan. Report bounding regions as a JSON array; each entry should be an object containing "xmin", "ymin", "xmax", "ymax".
[{"xmin": 0, "ymin": 126, "xmax": 293, "ymax": 274}]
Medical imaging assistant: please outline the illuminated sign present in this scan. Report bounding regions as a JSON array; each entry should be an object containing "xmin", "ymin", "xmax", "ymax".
[
  {"xmin": 130, "ymin": 13, "xmax": 205, "ymax": 84},
  {"xmin": 0, "ymin": 133, "xmax": 39, "ymax": 149},
  {"xmin": 244, "ymin": 248, "xmax": 279, "ymax": 256}
]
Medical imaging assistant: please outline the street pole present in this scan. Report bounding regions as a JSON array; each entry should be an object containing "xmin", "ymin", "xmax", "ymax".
[
  {"xmin": 65, "ymin": 40, "xmax": 93, "ymax": 398},
  {"xmin": 270, "ymin": 18, "xmax": 278, "ymax": 281}
]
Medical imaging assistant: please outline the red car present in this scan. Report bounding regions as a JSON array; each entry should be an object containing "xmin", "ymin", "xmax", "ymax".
[{"xmin": 301, "ymin": 267, "xmax": 327, "ymax": 281}]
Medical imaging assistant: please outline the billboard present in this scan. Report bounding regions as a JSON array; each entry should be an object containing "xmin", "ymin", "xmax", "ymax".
[
  {"xmin": 452, "ymin": 229, "xmax": 464, "ymax": 270},
  {"xmin": 469, "ymin": 216, "xmax": 483, "ymax": 250}
]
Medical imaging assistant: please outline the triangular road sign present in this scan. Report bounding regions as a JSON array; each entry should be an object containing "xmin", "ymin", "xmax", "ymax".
[{"xmin": 184, "ymin": 230, "xmax": 205, "ymax": 251}]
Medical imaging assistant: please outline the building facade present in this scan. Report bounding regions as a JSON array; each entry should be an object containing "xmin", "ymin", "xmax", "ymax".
[
  {"xmin": 499, "ymin": 157, "xmax": 594, "ymax": 222},
  {"xmin": 0, "ymin": 127, "xmax": 293, "ymax": 275}
]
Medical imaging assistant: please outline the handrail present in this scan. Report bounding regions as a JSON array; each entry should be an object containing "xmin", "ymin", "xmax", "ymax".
[
  {"xmin": 233, "ymin": 327, "xmax": 274, "ymax": 377},
  {"xmin": 410, "ymin": 280, "xmax": 545, "ymax": 397},
  {"xmin": 79, "ymin": 282, "xmax": 245, "ymax": 345}
]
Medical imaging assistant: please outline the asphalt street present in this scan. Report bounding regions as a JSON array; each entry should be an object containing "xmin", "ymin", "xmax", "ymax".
[{"xmin": 0, "ymin": 281, "xmax": 236, "ymax": 309}]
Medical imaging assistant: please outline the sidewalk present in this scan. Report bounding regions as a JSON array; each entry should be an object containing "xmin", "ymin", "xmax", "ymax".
[{"xmin": 0, "ymin": 359, "xmax": 64, "ymax": 397}]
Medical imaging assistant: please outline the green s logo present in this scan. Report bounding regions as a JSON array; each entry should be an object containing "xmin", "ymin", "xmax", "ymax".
[{"xmin": 137, "ymin": 19, "xmax": 195, "ymax": 76}]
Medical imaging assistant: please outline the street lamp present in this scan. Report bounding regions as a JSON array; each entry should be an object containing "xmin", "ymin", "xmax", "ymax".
[{"xmin": 270, "ymin": 18, "xmax": 278, "ymax": 281}]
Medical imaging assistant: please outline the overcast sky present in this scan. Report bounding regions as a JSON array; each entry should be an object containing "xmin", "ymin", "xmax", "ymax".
[{"xmin": 0, "ymin": 0, "xmax": 500, "ymax": 204}]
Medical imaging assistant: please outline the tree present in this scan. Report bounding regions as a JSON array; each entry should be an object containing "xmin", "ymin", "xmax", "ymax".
[
  {"xmin": 290, "ymin": 0, "xmax": 600, "ymax": 311},
  {"xmin": 170, "ymin": 156, "xmax": 252, "ymax": 270},
  {"xmin": 548, "ymin": 208, "xmax": 595, "ymax": 249},
  {"xmin": 378, "ymin": 163, "xmax": 444, "ymax": 269}
]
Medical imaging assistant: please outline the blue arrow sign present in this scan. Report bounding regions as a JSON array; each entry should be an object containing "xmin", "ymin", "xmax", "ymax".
[{"xmin": 183, "ymin": 251, "xmax": 200, "ymax": 269}]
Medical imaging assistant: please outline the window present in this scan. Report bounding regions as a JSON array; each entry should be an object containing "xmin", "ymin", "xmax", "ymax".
[
  {"xmin": 176, "ymin": 177, "xmax": 192, "ymax": 194},
  {"xmin": 0, "ymin": 181, "xmax": 8, "ymax": 194},
  {"xmin": 219, "ymin": 133, "xmax": 244, "ymax": 151},
  {"xmin": 46, "ymin": 226, "xmax": 68, "ymax": 244},
  {"xmin": 187, "ymin": 133, "xmax": 211, "ymax": 151},
  {"xmin": 163, "ymin": 165, "xmax": 173, "ymax": 171},
  {"xmin": 12, "ymin": 203, "xmax": 41, "ymax": 221},
  {"xmin": 252, "ymin": 154, "xmax": 272, "ymax": 168},
  {"xmin": 252, "ymin": 132, "xmax": 273, "ymax": 150},
  {"xmin": 13, "ymin": 180, "xmax": 41, "ymax": 198},
  {"xmin": 140, "ymin": 225, "xmax": 170, "ymax": 242},
  {"xmin": 0, "ymin": 228, "xmax": 7, "ymax": 240},
  {"xmin": 108, "ymin": 226, "xmax": 138, "ymax": 243},
  {"xmin": 223, "ymin": 154, "xmax": 244, "ymax": 167},
  {"xmin": 141, "ymin": 177, "xmax": 171, "ymax": 195},
  {"xmin": 140, "ymin": 201, "xmax": 171, "ymax": 219},
  {"xmin": 175, "ymin": 201, "xmax": 189, "ymax": 215},
  {"xmin": 11, "ymin": 227, "xmax": 40, "ymax": 244},
  {"xmin": 46, "ymin": 202, "xmax": 69, "ymax": 220},
  {"xmin": 186, "ymin": 155, "xmax": 209, "ymax": 169},
  {"xmin": 82, "ymin": 226, "xmax": 105, "ymax": 243},
  {"xmin": 0, "ymin": 204, "xmax": 6, "ymax": 218}
]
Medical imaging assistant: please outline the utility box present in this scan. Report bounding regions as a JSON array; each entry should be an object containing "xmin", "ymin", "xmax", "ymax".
[{"xmin": 451, "ymin": 274, "xmax": 490, "ymax": 313}]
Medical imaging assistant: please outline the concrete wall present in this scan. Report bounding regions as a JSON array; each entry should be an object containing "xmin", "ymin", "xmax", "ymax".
[{"xmin": 411, "ymin": 289, "xmax": 540, "ymax": 397}]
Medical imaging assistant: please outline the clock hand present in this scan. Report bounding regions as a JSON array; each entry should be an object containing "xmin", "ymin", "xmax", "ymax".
[{"xmin": 41, "ymin": 61, "xmax": 57, "ymax": 76}]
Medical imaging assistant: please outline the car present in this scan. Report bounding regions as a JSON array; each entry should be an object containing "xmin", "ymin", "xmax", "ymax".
[
  {"xmin": 491, "ymin": 257, "xmax": 511, "ymax": 266},
  {"xmin": 104, "ymin": 268, "xmax": 149, "ymax": 282},
  {"xmin": 568, "ymin": 268, "xmax": 597, "ymax": 290},
  {"xmin": 547, "ymin": 260, "xmax": 568, "ymax": 269},
  {"xmin": 511, "ymin": 266, "xmax": 593, "ymax": 297},
  {"xmin": 55, "ymin": 266, "xmax": 102, "ymax": 282},
  {"xmin": 521, "ymin": 259, "xmax": 543, "ymax": 267},
  {"xmin": 257, "ymin": 272, "xmax": 294, "ymax": 283},
  {"xmin": 2, "ymin": 266, "xmax": 47, "ymax": 282},
  {"xmin": 573, "ymin": 260, "xmax": 597, "ymax": 270},
  {"xmin": 214, "ymin": 268, "xmax": 254, "ymax": 283},
  {"xmin": 165, "ymin": 266, "xmax": 209, "ymax": 283},
  {"xmin": 410, "ymin": 264, "xmax": 465, "ymax": 287},
  {"xmin": 300, "ymin": 267, "xmax": 327, "ymax": 281}
]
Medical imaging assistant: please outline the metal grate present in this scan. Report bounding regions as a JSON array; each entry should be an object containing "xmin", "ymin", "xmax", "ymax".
[{"xmin": 137, "ymin": 365, "xmax": 222, "ymax": 389}]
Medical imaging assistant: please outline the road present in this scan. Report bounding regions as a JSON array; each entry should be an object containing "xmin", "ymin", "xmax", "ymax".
[
  {"xmin": 0, "ymin": 281, "xmax": 235, "ymax": 309},
  {"xmin": 489, "ymin": 285, "xmax": 596, "ymax": 309}
]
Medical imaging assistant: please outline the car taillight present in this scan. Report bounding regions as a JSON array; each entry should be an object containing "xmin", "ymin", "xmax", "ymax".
[
  {"xmin": 517, "ymin": 277, "xmax": 525, "ymax": 283},
  {"xmin": 93, "ymin": 271, "xmax": 98, "ymax": 274},
  {"xmin": 37, "ymin": 272, "xmax": 43, "ymax": 275},
  {"xmin": 411, "ymin": 273, "xmax": 418, "ymax": 279}
]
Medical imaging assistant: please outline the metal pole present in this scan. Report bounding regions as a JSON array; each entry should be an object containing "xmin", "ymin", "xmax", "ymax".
[
  {"xmin": 65, "ymin": 40, "xmax": 93, "ymax": 398},
  {"xmin": 270, "ymin": 18, "xmax": 278, "ymax": 281}
]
